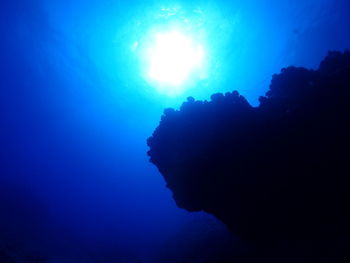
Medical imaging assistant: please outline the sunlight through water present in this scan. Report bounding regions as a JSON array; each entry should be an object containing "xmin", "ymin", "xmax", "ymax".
[
  {"xmin": 146, "ymin": 31, "xmax": 204, "ymax": 91},
  {"xmin": 131, "ymin": 6, "xmax": 212, "ymax": 98}
]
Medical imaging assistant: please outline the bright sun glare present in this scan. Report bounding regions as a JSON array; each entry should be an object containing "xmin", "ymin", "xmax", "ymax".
[{"xmin": 144, "ymin": 30, "xmax": 205, "ymax": 96}]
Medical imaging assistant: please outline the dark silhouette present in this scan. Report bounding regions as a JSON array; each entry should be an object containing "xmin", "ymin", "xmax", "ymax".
[{"xmin": 148, "ymin": 51, "xmax": 350, "ymax": 262}]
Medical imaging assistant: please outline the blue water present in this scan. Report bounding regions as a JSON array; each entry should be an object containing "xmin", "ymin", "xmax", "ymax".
[{"xmin": 1, "ymin": 0, "xmax": 350, "ymax": 262}]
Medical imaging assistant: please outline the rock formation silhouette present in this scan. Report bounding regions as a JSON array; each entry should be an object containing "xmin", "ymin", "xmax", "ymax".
[{"xmin": 148, "ymin": 51, "xmax": 350, "ymax": 261}]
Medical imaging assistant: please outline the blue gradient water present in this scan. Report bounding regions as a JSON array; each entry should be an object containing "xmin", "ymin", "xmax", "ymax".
[{"xmin": 1, "ymin": 0, "xmax": 350, "ymax": 261}]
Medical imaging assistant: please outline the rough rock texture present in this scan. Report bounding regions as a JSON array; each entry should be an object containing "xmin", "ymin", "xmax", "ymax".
[{"xmin": 147, "ymin": 51, "xmax": 350, "ymax": 247}]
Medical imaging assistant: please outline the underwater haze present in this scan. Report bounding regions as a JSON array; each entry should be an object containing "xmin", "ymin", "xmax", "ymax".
[{"xmin": 1, "ymin": 0, "xmax": 350, "ymax": 262}]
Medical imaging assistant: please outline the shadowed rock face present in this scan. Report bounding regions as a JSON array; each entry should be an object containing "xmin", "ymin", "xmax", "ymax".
[{"xmin": 147, "ymin": 51, "xmax": 350, "ymax": 244}]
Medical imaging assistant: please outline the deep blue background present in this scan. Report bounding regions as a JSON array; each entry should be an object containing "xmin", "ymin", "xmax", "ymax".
[{"xmin": 1, "ymin": 0, "xmax": 350, "ymax": 261}]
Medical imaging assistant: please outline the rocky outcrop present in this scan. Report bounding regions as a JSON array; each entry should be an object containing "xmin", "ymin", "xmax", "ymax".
[{"xmin": 147, "ymin": 51, "xmax": 350, "ymax": 246}]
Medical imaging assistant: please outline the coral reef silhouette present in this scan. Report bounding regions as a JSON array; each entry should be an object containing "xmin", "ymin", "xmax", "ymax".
[{"xmin": 148, "ymin": 51, "xmax": 350, "ymax": 261}]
